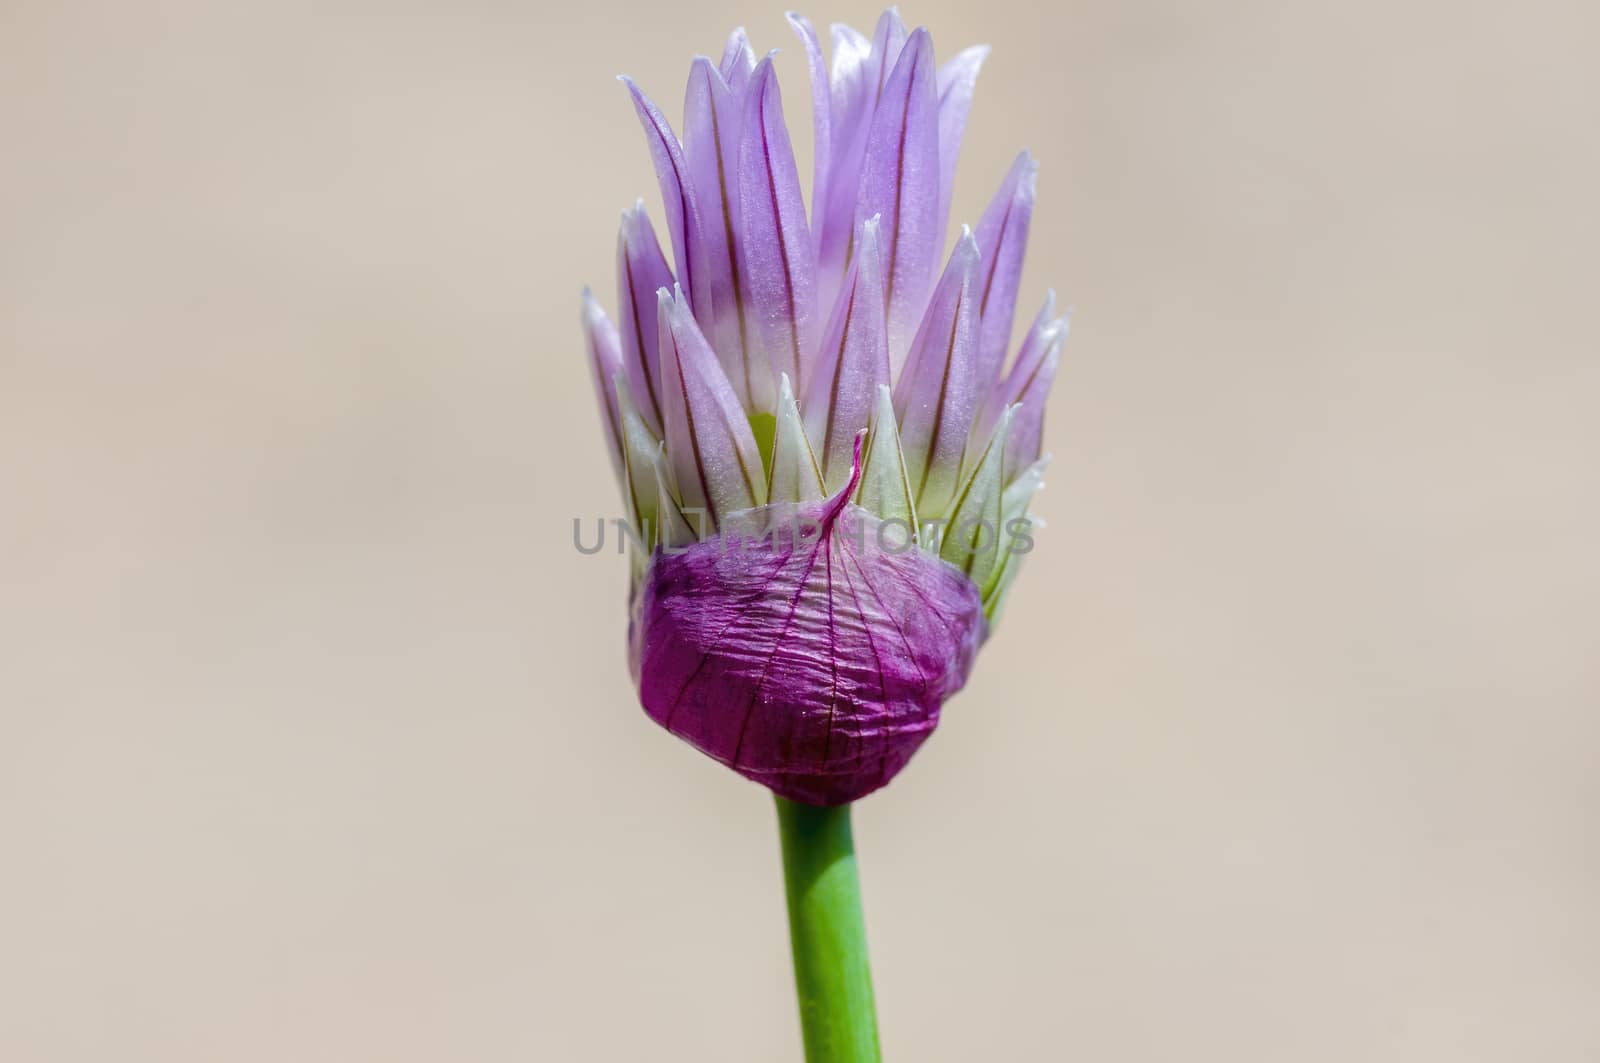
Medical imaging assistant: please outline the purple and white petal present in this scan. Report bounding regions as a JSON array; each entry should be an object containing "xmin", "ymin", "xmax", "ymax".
[
  {"xmin": 787, "ymin": 12, "xmax": 831, "ymax": 258},
  {"xmin": 621, "ymin": 77, "xmax": 715, "ymax": 326},
  {"xmin": 581, "ymin": 287, "xmax": 624, "ymax": 483},
  {"xmin": 893, "ymin": 228, "xmax": 983, "ymax": 518},
  {"xmin": 813, "ymin": 23, "xmax": 872, "ymax": 303},
  {"xmin": 864, "ymin": 8, "xmax": 910, "ymax": 105},
  {"xmin": 855, "ymin": 28, "xmax": 941, "ymax": 364},
  {"xmin": 737, "ymin": 56, "xmax": 818, "ymax": 411},
  {"xmin": 616, "ymin": 202, "xmax": 675, "ymax": 435},
  {"xmin": 683, "ymin": 57, "xmax": 758, "ymax": 405},
  {"xmin": 805, "ymin": 215, "xmax": 889, "ymax": 492},
  {"xmin": 986, "ymin": 305, "xmax": 1067, "ymax": 485},
  {"xmin": 975, "ymin": 290, "xmax": 1057, "ymax": 441},
  {"xmin": 719, "ymin": 27, "xmax": 757, "ymax": 96},
  {"xmin": 935, "ymin": 44, "xmax": 990, "ymax": 246},
  {"xmin": 972, "ymin": 152, "xmax": 1038, "ymax": 395},
  {"xmin": 656, "ymin": 287, "xmax": 767, "ymax": 526}
]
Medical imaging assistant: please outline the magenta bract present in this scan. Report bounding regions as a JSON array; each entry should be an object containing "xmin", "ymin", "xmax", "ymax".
[{"xmin": 631, "ymin": 480, "xmax": 985, "ymax": 805}]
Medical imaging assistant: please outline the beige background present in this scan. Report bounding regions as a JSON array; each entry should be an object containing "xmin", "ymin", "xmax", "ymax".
[{"xmin": 3, "ymin": 0, "xmax": 1597, "ymax": 1060}]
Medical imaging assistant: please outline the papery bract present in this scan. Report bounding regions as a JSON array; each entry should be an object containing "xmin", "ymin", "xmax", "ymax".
[{"xmin": 630, "ymin": 454, "xmax": 984, "ymax": 805}]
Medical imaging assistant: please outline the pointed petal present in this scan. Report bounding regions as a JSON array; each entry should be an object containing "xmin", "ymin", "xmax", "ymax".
[
  {"xmin": 1012, "ymin": 291, "xmax": 1059, "ymax": 379},
  {"xmin": 940, "ymin": 405, "xmax": 1014, "ymax": 594},
  {"xmin": 990, "ymin": 309, "xmax": 1067, "ymax": 484},
  {"xmin": 815, "ymin": 23, "xmax": 874, "ymax": 296},
  {"xmin": 975, "ymin": 291, "xmax": 1057, "ymax": 441},
  {"xmin": 616, "ymin": 202, "xmax": 674, "ymax": 435},
  {"xmin": 829, "ymin": 22, "xmax": 873, "ymax": 109},
  {"xmin": 653, "ymin": 446, "xmax": 698, "ymax": 549},
  {"xmin": 855, "ymin": 28, "xmax": 941, "ymax": 362},
  {"xmin": 855, "ymin": 383, "xmax": 918, "ymax": 536},
  {"xmin": 768, "ymin": 373, "xmax": 825, "ymax": 503},
  {"xmin": 720, "ymin": 27, "xmax": 755, "ymax": 80},
  {"xmin": 830, "ymin": 21, "xmax": 873, "ymax": 88},
  {"xmin": 935, "ymin": 44, "xmax": 989, "ymax": 246},
  {"xmin": 719, "ymin": 27, "xmax": 757, "ymax": 94},
  {"xmin": 972, "ymin": 152, "xmax": 1038, "ymax": 394},
  {"xmin": 683, "ymin": 57, "xmax": 759, "ymax": 406},
  {"xmin": 787, "ymin": 12, "xmax": 831, "ymax": 260},
  {"xmin": 805, "ymin": 215, "xmax": 889, "ymax": 492},
  {"xmin": 581, "ymin": 288, "xmax": 624, "ymax": 483},
  {"xmin": 986, "ymin": 454, "xmax": 1048, "ymax": 620},
  {"xmin": 615, "ymin": 373, "xmax": 663, "ymax": 538},
  {"xmin": 893, "ymin": 229, "xmax": 983, "ymax": 519},
  {"xmin": 1002, "ymin": 455, "xmax": 1049, "ymax": 518},
  {"xmin": 657, "ymin": 287, "xmax": 766, "ymax": 526},
  {"xmin": 719, "ymin": 28, "xmax": 747, "ymax": 71},
  {"xmin": 864, "ymin": 8, "xmax": 909, "ymax": 103},
  {"xmin": 621, "ymin": 77, "xmax": 713, "ymax": 325},
  {"xmin": 737, "ymin": 57, "xmax": 818, "ymax": 411}
]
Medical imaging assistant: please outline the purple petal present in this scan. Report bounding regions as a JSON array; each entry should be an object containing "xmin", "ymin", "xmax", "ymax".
[
  {"xmin": 1014, "ymin": 291, "xmax": 1062, "ymax": 372},
  {"xmin": 657, "ymin": 287, "xmax": 767, "ymax": 526},
  {"xmin": 855, "ymin": 28, "xmax": 941, "ymax": 362},
  {"xmin": 996, "ymin": 312, "xmax": 1066, "ymax": 485},
  {"xmin": 864, "ymin": 8, "xmax": 910, "ymax": 103},
  {"xmin": 813, "ymin": 23, "xmax": 874, "ymax": 307},
  {"xmin": 683, "ymin": 57, "xmax": 760, "ymax": 407},
  {"xmin": 616, "ymin": 202, "xmax": 674, "ymax": 435},
  {"xmin": 893, "ymin": 229, "xmax": 983, "ymax": 518},
  {"xmin": 581, "ymin": 287, "xmax": 624, "ymax": 482},
  {"xmin": 828, "ymin": 22, "xmax": 873, "ymax": 115},
  {"xmin": 805, "ymin": 215, "xmax": 889, "ymax": 492},
  {"xmin": 972, "ymin": 152, "xmax": 1038, "ymax": 395},
  {"xmin": 787, "ymin": 12, "xmax": 831, "ymax": 259},
  {"xmin": 737, "ymin": 56, "xmax": 818, "ymax": 410},
  {"xmin": 621, "ymin": 77, "xmax": 714, "ymax": 326},
  {"xmin": 935, "ymin": 44, "xmax": 989, "ymax": 246},
  {"xmin": 719, "ymin": 27, "xmax": 757, "ymax": 95},
  {"xmin": 975, "ymin": 290, "xmax": 1057, "ymax": 441},
  {"xmin": 630, "ymin": 445, "xmax": 985, "ymax": 805}
]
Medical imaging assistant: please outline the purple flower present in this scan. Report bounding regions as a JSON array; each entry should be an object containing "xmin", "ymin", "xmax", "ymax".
[{"xmin": 583, "ymin": 9, "xmax": 1067, "ymax": 804}]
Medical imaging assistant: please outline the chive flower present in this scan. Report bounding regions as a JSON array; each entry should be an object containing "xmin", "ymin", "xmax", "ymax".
[{"xmin": 582, "ymin": 9, "xmax": 1065, "ymax": 807}]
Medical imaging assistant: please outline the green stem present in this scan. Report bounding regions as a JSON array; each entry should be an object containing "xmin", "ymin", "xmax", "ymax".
[{"xmin": 775, "ymin": 796, "xmax": 882, "ymax": 1063}]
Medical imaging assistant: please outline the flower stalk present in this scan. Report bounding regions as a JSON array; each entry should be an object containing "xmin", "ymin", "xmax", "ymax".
[{"xmin": 776, "ymin": 796, "xmax": 881, "ymax": 1063}]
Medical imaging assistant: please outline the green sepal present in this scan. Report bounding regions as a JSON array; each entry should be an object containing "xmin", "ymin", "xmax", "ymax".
[
  {"xmin": 767, "ymin": 373, "xmax": 826, "ymax": 504},
  {"xmin": 983, "ymin": 454, "xmax": 1049, "ymax": 620},
  {"xmin": 939, "ymin": 405, "xmax": 1014, "ymax": 591},
  {"xmin": 653, "ymin": 446, "xmax": 698, "ymax": 550},
  {"xmin": 854, "ymin": 384, "xmax": 918, "ymax": 542},
  {"xmin": 616, "ymin": 374, "xmax": 663, "ymax": 535}
]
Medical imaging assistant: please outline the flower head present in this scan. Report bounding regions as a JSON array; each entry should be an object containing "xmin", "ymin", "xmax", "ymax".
[{"xmin": 583, "ymin": 9, "xmax": 1067, "ymax": 804}]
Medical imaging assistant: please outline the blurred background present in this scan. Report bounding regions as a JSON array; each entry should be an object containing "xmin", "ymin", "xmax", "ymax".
[{"xmin": 3, "ymin": 0, "xmax": 1596, "ymax": 1059}]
